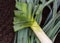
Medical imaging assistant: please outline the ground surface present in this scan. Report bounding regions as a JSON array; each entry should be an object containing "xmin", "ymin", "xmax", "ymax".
[
  {"xmin": 0, "ymin": 0, "xmax": 15, "ymax": 43},
  {"xmin": 0, "ymin": 0, "xmax": 60, "ymax": 43}
]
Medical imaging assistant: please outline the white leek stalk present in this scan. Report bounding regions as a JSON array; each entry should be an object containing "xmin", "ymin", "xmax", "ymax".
[{"xmin": 31, "ymin": 21, "xmax": 53, "ymax": 43}]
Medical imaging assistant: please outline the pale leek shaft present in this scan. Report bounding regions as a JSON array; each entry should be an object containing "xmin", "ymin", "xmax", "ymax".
[{"xmin": 31, "ymin": 21, "xmax": 53, "ymax": 43}]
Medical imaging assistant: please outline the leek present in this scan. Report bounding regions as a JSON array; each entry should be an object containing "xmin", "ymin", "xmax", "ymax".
[
  {"xmin": 31, "ymin": 21, "xmax": 52, "ymax": 43},
  {"xmin": 14, "ymin": 0, "xmax": 60, "ymax": 43}
]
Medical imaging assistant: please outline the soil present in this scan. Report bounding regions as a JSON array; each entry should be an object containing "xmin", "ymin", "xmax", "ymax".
[
  {"xmin": 0, "ymin": 0, "xmax": 60, "ymax": 43},
  {"xmin": 0, "ymin": 0, "xmax": 15, "ymax": 43}
]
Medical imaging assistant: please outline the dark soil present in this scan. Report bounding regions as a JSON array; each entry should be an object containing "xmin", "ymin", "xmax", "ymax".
[
  {"xmin": 0, "ymin": 0, "xmax": 15, "ymax": 43},
  {"xmin": 0, "ymin": 0, "xmax": 60, "ymax": 43}
]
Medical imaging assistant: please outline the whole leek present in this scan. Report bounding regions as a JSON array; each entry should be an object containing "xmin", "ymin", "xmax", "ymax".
[{"xmin": 13, "ymin": 0, "xmax": 60, "ymax": 43}]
